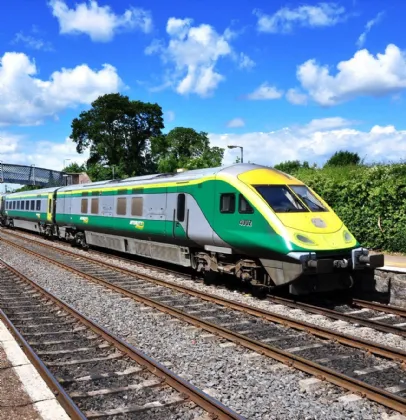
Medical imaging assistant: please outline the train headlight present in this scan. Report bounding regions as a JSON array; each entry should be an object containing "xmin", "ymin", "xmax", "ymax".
[
  {"xmin": 296, "ymin": 234, "xmax": 315, "ymax": 245},
  {"xmin": 343, "ymin": 230, "xmax": 353, "ymax": 243}
]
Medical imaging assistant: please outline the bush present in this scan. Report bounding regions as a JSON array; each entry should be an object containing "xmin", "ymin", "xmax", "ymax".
[{"xmin": 294, "ymin": 163, "xmax": 406, "ymax": 253}]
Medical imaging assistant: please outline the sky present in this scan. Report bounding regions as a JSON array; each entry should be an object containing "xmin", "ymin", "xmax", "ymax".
[{"xmin": 1, "ymin": 0, "xmax": 406, "ymax": 178}]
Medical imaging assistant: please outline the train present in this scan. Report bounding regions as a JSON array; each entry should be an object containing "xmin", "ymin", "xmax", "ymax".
[{"xmin": 0, "ymin": 163, "xmax": 384, "ymax": 295}]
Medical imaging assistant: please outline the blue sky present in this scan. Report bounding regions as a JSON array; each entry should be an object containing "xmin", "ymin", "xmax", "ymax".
[{"xmin": 1, "ymin": 0, "xmax": 406, "ymax": 175}]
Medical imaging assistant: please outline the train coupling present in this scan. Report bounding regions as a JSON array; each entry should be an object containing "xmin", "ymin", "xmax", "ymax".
[
  {"xmin": 300, "ymin": 253, "xmax": 334, "ymax": 273},
  {"xmin": 351, "ymin": 247, "xmax": 384, "ymax": 270}
]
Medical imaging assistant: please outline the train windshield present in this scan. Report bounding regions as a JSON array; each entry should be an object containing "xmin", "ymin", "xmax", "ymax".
[
  {"xmin": 290, "ymin": 186, "xmax": 327, "ymax": 212},
  {"xmin": 255, "ymin": 185, "xmax": 307, "ymax": 213}
]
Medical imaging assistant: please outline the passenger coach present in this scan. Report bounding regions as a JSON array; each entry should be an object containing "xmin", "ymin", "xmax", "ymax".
[{"xmin": 0, "ymin": 163, "xmax": 384, "ymax": 294}]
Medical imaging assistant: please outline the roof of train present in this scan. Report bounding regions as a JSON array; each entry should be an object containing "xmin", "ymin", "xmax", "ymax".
[
  {"xmin": 57, "ymin": 163, "xmax": 273, "ymax": 192},
  {"xmin": 4, "ymin": 186, "xmax": 60, "ymax": 197},
  {"xmin": 3, "ymin": 163, "xmax": 291, "ymax": 196}
]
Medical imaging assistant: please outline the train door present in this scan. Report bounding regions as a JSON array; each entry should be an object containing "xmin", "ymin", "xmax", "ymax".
[
  {"xmin": 47, "ymin": 192, "xmax": 53, "ymax": 222},
  {"xmin": 211, "ymin": 180, "xmax": 237, "ymax": 246},
  {"xmin": 167, "ymin": 189, "xmax": 188, "ymax": 241},
  {"xmin": 63, "ymin": 191, "xmax": 73, "ymax": 223}
]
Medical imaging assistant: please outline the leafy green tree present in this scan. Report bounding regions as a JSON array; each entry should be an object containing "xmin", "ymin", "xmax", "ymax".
[
  {"xmin": 325, "ymin": 150, "xmax": 360, "ymax": 167},
  {"xmin": 62, "ymin": 162, "xmax": 86, "ymax": 173},
  {"xmin": 13, "ymin": 185, "xmax": 38, "ymax": 192},
  {"xmin": 151, "ymin": 127, "xmax": 224, "ymax": 173},
  {"xmin": 274, "ymin": 160, "xmax": 310, "ymax": 174},
  {"xmin": 70, "ymin": 93, "xmax": 164, "ymax": 177}
]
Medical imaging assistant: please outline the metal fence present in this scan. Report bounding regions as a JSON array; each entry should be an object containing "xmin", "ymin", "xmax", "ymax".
[{"xmin": 0, "ymin": 163, "xmax": 67, "ymax": 187}]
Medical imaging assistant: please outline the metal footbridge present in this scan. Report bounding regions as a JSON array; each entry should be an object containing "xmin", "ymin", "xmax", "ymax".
[{"xmin": 0, "ymin": 163, "xmax": 67, "ymax": 187}]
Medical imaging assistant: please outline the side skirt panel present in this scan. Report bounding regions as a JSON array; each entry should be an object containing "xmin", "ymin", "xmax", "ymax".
[
  {"xmin": 13, "ymin": 219, "xmax": 42, "ymax": 233},
  {"xmin": 85, "ymin": 231, "xmax": 192, "ymax": 267}
]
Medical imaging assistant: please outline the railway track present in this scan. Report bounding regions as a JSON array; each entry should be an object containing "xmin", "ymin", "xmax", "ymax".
[
  {"xmin": 266, "ymin": 295, "xmax": 406, "ymax": 338},
  {"xmin": 2, "ymin": 231, "xmax": 406, "ymax": 414},
  {"xmin": 0, "ymin": 258, "xmax": 245, "ymax": 420},
  {"xmin": 3, "ymin": 228, "xmax": 406, "ymax": 339},
  {"xmin": 4, "ymin": 228, "xmax": 406, "ymax": 338}
]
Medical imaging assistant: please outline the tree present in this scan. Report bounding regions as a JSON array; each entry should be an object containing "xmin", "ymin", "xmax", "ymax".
[
  {"xmin": 70, "ymin": 93, "xmax": 164, "ymax": 177},
  {"xmin": 325, "ymin": 150, "xmax": 360, "ymax": 167},
  {"xmin": 13, "ymin": 185, "xmax": 38, "ymax": 193},
  {"xmin": 151, "ymin": 127, "xmax": 224, "ymax": 173},
  {"xmin": 274, "ymin": 160, "xmax": 311, "ymax": 174},
  {"xmin": 62, "ymin": 162, "xmax": 86, "ymax": 173}
]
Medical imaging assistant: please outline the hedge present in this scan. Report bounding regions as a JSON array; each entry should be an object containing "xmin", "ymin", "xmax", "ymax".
[{"xmin": 293, "ymin": 164, "xmax": 406, "ymax": 253}]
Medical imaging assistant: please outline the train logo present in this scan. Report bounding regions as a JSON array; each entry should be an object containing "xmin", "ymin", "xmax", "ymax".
[{"xmin": 130, "ymin": 220, "xmax": 145, "ymax": 230}]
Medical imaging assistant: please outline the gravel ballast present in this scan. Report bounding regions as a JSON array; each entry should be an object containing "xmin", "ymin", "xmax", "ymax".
[
  {"xmin": 4, "ymin": 229, "xmax": 406, "ymax": 353},
  {"xmin": 0, "ymin": 240, "xmax": 398, "ymax": 420}
]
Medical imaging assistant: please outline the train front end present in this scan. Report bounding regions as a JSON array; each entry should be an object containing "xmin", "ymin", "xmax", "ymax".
[{"xmin": 236, "ymin": 167, "xmax": 384, "ymax": 294}]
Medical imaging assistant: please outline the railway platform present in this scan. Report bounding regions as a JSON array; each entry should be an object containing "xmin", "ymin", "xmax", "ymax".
[
  {"xmin": 381, "ymin": 253, "xmax": 406, "ymax": 272},
  {"xmin": 0, "ymin": 318, "xmax": 69, "ymax": 420}
]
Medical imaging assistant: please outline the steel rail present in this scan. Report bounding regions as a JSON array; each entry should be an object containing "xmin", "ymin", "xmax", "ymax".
[
  {"xmin": 0, "ymin": 227, "xmax": 190, "ymax": 279},
  {"xmin": 5, "ymin": 229, "xmax": 406, "ymax": 337},
  {"xmin": 0, "ymin": 259, "xmax": 244, "ymax": 420},
  {"xmin": 0, "ymin": 305, "xmax": 86, "ymax": 419},
  {"xmin": 2, "ymin": 234, "xmax": 406, "ymax": 363},
  {"xmin": 2, "ymin": 236, "xmax": 406, "ymax": 414},
  {"xmin": 352, "ymin": 298, "xmax": 406, "ymax": 317},
  {"xmin": 266, "ymin": 295, "xmax": 406, "ymax": 337}
]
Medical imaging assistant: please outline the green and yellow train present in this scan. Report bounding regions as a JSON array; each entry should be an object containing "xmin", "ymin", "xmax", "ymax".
[{"xmin": 0, "ymin": 163, "xmax": 384, "ymax": 294}]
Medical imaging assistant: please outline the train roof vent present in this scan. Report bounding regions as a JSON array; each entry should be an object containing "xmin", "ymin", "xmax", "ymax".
[{"xmin": 154, "ymin": 172, "xmax": 175, "ymax": 178}]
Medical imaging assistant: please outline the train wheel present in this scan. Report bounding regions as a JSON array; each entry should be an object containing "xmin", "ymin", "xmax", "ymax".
[
  {"xmin": 203, "ymin": 271, "xmax": 217, "ymax": 286},
  {"xmin": 251, "ymin": 286, "xmax": 267, "ymax": 299}
]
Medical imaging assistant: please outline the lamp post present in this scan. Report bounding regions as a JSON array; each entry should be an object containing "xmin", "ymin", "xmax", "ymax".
[{"xmin": 227, "ymin": 145, "xmax": 243, "ymax": 163}]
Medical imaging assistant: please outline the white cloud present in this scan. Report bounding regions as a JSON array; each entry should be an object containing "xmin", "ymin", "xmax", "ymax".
[
  {"xmin": 145, "ymin": 17, "xmax": 248, "ymax": 97},
  {"xmin": 209, "ymin": 118, "xmax": 406, "ymax": 166},
  {"xmin": 356, "ymin": 11, "xmax": 384, "ymax": 48},
  {"xmin": 286, "ymin": 88, "xmax": 308, "ymax": 105},
  {"xmin": 254, "ymin": 3, "xmax": 346, "ymax": 33},
  {"xmin": 12, "ymin": 32, "xmax": 53, "ymax": 51},
  {"xmin": 49, "ymin": 0, "xmax": 152, "ymax": 42},
  {"xmin": 296, "ymin": 44, "xmax": 406, "ymax": 106},
  {"xmin": 238, "ymin": 53, "xmax": 255, "ymax": 70},
  {"xmin": 0, "ymin": 135, "xmax": 89, "ymax": 172},
  {"xmin": 246, "ymin": 83, "xmax": 283, "ymax": 100},
  {"xmin": 226, "ymin": 118, "xmax": 245, "ymax": 128},
  {"xmin": 0, "ymin": 132, "xmax": 21, "ymax": 154},
  {"xmin": 0, "ymin": 51, "xmax": 123, "ymax": 126},
  {"xmin": 300, "ymin": 117, "xmax": 356, "ymax": 132},
  {"xmin": 165, "ymin": 110, "xmax": 175, "ymax": 122}
]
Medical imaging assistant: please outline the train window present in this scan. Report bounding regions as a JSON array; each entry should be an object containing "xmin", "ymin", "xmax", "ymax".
[
  {"xmin": 117, "ymin": 197, "xmax": 127, "ymax": 215},
  {"xmin": 177, "ymin": 194, "xmax": 185, "ymax": 222},
  {"xmin": 26, "ymin": 201, "xmax": 29, "ymax": 210},
  {"xmin": 255, "ymin": 185, "xmax": 307, "ymax": 213},
  {"xmin": 131, "ymin": 197, "xmax": 143, "ymax": 217},
  {"xmin": 220, "ymin": 194, "xmax": 235, "ymax": 214},
  {"xmin": 30, "ymin": 200, "xmax": 35, "ymax": 211},
  {"xmin": 290, "ymin": 186, "xmax": 327, "ymax": 212},
  {"xmin": 17, "ymin": 201, "xmax": 20, "ymax": 210},
  {"xmin": 239, "ymin": 195, "xmax": 254, "ymax": 214},
  {"xmin": 81, "ymin": 198, "xmax": 88, "ymax": 213},
  {"xmin": 36, "ymin": 200, "xmax": 41, "ymax": 211},
  {"xmin": 91, "ymin": 198, "xmax": 99, "ymax": 214},
  {"xmin": 13, "ymin": 201, "xmax": 16, "ymax": 210}
]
